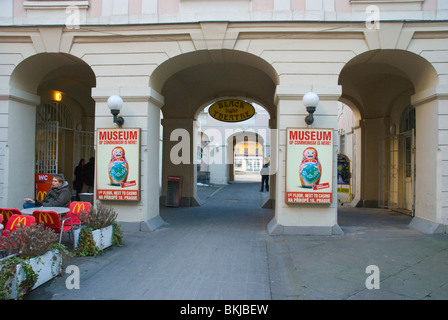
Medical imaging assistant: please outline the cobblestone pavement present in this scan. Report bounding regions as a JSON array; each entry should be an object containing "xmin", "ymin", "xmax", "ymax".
[{"xmin": 26, "ymin": 182, "xmax": 448, "ymax": 300}]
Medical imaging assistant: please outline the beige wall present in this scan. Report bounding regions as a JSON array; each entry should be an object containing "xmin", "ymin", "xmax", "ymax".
[
  {"xmin": 1, "ymin": 1, "xmax": 447, "ymax": 233},
  {"xmin": 3, "ymin": 0, "xmax": 446, "ymax": 25}
]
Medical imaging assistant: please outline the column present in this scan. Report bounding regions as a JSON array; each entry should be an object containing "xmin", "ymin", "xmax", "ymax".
[
  {"xmin": 161, "ymin": 118, "xmax": 200, "ymax": 206},
  {"xmin": 92, "ymin": 86, "xmax": 165, "ymax": 231},
  {"xmin": 267, "ymin": 85, "xmax": 343, "ymax": 235},
  {"xmin": 410, "ymin": 85, "xmax": 448, "ymax": 233},
  {"xmin": 0, "ymin": 88, "xmax": 40, "ymax": 208},
  {"xmin": 262, "ymin": 118, "xmax": 277, "ymax": 209},
  {"xmin": 361, "ymin": 117, "xmax": 386, "ymax": 207}
]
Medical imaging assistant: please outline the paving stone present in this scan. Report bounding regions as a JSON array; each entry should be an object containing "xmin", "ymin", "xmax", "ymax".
[{"xmin": 25, "ymin": 182, "xmax": 448, "ymax": 301}]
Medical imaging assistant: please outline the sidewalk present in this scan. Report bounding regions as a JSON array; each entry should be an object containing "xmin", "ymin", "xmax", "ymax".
[{"xmin": 26, "ymin": 182, "xmax": 448, "ymax": 300}]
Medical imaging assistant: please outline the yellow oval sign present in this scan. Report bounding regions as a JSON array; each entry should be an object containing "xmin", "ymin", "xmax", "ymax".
[{"xmin": 208, "ymin": 99, "xmax": 255, "ymax": 123}]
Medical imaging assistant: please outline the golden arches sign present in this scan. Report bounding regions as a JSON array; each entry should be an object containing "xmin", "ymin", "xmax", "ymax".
[
  {"xmin": 36, "ymin": 212, "xmax": 54, "ymax": 224},
  {"xmin": 36, "ymin": 191, "xmax": 47, "ymax": 201},
  {"xmin": 1, "ymin": 210, "xmax": 14, "ymax": 218},
  {"xmin": 71, "ymin": 203, "xmax": 86, "ymax": 213},
  {"xmin": 10, "ymin": 216, "xmax": 28, "ymax": 229},
  {"xmin": 208, "ymin": 99, "xmax": 255, "ymax": 123}
]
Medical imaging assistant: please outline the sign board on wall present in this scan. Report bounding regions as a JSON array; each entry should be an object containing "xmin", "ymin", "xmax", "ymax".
[
  {"xmin": 208, "ymin": 99, "xmax": 255, "ymax": 122},
  {"xmin": 286, "ymin": 128, "xmax": 334, "ymax": 204},
  {"xmin": 96, "ymin": 128, "xmax": 141, "ymax": 201},
  {"xmin": 35, "ymin": 173, "xmax": 53, "ymax": 201}
]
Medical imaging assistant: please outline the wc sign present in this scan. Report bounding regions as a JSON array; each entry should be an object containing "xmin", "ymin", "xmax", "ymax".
[{"xmin": 35, "ymin": 173, "xmax": 53, "ymax": 201}]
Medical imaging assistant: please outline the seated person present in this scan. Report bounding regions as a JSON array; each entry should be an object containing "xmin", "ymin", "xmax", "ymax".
[{"xmin": 24, "ymin": 174, "xmax": 71, "ymax": 208}]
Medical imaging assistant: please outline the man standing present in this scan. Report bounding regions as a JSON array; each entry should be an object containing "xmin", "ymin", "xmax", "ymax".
[{"xmin": 260, "ymin": 163, "xmax": 269, "ymax": 192}]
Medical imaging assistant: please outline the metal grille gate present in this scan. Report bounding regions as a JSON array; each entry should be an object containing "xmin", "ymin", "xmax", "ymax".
[
  {"xmin": 36, "ymin": 121, "xmax": 59, "ymax": 174},
  {"xmin": 35, "ymin": 101, "xmax": 73, "ymax": 174}
]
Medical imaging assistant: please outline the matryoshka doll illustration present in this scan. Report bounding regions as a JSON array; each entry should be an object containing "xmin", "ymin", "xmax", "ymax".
[
  {"xmin": 108, "ymin": 146, "xmax": 129, "ymax": 186},
  {"xmin": 299, "ymin": 147, "xmax": 322, "ymax": 188}
]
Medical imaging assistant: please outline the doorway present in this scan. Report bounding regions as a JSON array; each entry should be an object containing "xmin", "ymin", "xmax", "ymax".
[{"xmin": 400, "ymin": 106, "xmax": 416, "ymax": 215}]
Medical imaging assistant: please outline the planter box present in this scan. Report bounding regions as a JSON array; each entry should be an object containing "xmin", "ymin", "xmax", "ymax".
[
  {"xmin": 74, "ymin": 225, "xmax": 113, "ymax": 251},
  {"xmin": 0, "ymin": 249, "xmax": 62, "ymax": 299}
]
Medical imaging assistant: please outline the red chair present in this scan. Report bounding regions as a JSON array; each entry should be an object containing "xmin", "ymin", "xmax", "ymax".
[
  {"xmin": 1, "ymin": 214, "xmax": 35, "ymax": 237},
  {"xmin": 33, "ymin": 210, "xmax": 74, "ymax": 245},
  {"xmin": 0, "ymin": 208, "xmax": 22, "ymax": 225},
  {"xmin": 64, "ymin": 201, "xmax": 92, "ymax": 227},
  {"xmin": 0, "ymin": 214, "xmax": 35, "ymax": 257}
]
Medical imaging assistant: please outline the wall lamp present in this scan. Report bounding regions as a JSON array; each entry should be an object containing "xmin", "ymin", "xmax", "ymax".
[
  {"xmin": 107, "ymin": 95, "xmax": 124, "ymax": 127},
  {"xmin": 302, "ymin": 91, "xmax": 319, "ymax": 125}
]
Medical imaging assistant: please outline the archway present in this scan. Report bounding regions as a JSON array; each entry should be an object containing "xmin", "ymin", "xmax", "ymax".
[
  {"xmin": 153, "ymin": 49, "xmax": 278, "ymax": 207},
  {"xmin": 7, "ymin": 53, "xmax": 96, "ymax": 207},
  {"xmin": 227, "ymin": 130, "xmax": 267, "ymax": 182},
  {"xmin": 338, "ymin": 49, "xmax": 438, "ymax": 219}
]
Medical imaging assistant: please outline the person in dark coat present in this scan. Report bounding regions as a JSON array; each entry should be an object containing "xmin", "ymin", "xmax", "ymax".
[
  {"xmin": 24, "ymin": 174, "xmax": 71, "ymax": 208},
  {"xmin": 73, "ymin": 158, "xmax": 85, "ymax": 201},
  {"xmin": 259, "ymin": 163, "xmax": 270, "ymax": 192},
  {"xmin": 84, "ymin": 157, "xmax": 95, "ymax": 192}
]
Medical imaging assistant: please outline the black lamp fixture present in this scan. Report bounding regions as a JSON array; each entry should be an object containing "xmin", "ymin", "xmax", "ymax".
[
  {"xmin": 302, "ymin": 91, "xmax": 319, "ymax": 125},
  {"xmin": 107, "ymin": 95, "xmax": 124, "ymax": 127}
]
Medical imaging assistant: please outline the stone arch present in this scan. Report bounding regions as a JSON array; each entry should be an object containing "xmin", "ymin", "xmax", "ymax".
[
  {"xmin": 338, "ymin": 49, "xmax": 439, "ymax": 223},
  {"xmin": 152, "ymin": 49, "xmax": 278, "ymax": 120},
  {"xmin": 152, "ymin": 49, "xmax": 278, "ymax": 207},
  {"xmin": 5, "ymin": 53, "xmax": 96, "ymax": 207}
]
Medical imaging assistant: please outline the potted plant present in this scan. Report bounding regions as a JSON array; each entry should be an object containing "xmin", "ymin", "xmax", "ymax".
[
  {"xmin": 74, "ymin": 204, "xmax": 124, "ymax": 256},
  {"xmin": 0, "ymin": 223, "xmax": 69, "ymax": 300}
]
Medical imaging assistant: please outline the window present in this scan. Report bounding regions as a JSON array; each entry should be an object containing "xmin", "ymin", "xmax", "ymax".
[{"xmin": 400, "ymin": 106, "xmax": 416, "ymax": 133}]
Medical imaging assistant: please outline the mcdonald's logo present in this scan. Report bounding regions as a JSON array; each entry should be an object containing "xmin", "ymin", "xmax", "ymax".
[
  {"xmin": 10, "ymin": 216, "xmax": 28, "ymax": 230},
  {"xmin": 36, "ymin": 191, "xmax": 47, "ymax": 201},
  {"xmin": 36, "ymin": 212, "xmax": 54, "ymax": 224},
  {"xmin": 0, "ymin": 210, "xmax": 14, "ymax": 218},
  {"xmin": 72, "ymin": 203, "xmax": 86, "ymax": 213}
]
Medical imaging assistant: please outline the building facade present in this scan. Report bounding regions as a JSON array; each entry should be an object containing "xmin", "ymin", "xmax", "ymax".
[{"xmin": 0, "ymin": 0, "xmax": 447, "ymax": 234}]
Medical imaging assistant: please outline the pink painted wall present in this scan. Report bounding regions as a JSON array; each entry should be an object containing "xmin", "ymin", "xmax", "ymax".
[
  {"xmin": 252, "ymin": 0, "xmax": 273, "ymax": 11},
  {"xmin": 11, "ymin": 0, "xmax": 442, "ymax": 19},
  {"xmin": 159, "ymin": 0, "xmax": 179, "ymax": 14},
  {"xmin": 423, "ymin": 0, "xmax": 437, "ymax": 11},
  {"xmin": 129, "ymin": 0, "xmax": 142, "ymax": 15},
  {"xmin": 335, "ymin": 0, "xmax": 351, "ymax": 12},
  {"xmin": 14, "ymin": 0, "xmax": 26, "ymax": 18},
  {"xmin": 88, "ymin": 0, "xmax": 102, "ymax": 17},
  {"xmin": 291, "ymin": 0, "xmax": 306, "ymax": 11}
]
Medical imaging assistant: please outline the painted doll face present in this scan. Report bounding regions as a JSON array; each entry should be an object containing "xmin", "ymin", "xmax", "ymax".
[
  {"xmin": 112, "ymin": 147, "xmax": 125, "ymax": 158},
  {"xmin": 303, "ymin": 148, "xmax": 317, "ymax": 160}
]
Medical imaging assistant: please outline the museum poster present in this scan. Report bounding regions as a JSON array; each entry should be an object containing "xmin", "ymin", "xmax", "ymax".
[
  {"xmin": 286, "ymin": 128, "xmax": 333, "ymax": 204},
  {"xmin": 96, "ymin": 128, "xmax": 141, "ymax": 201}
]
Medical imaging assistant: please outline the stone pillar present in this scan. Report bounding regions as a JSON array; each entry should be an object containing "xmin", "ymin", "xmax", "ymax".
[
  {"xmin": 161, "ymin": 118, "xmax": 200, "ymax": 206},
  {"xmin": 350, "ymin": 121, "xmax": 363, "ymax": 207},
  {"xmin": 409, "ymin": 85, "xmax": 448, "ymax": 234},
  {"xmin": 0, "ymin": 88, "xmax": 40, "ymax": 208},
  {"xmin": 361, "ymin": 117, "xmax": 386, "ymax": 207},
  {"xmin": 92, "ymin": 87, "xmax": 165, "ymax": 231},
  {"xmin": 263, "ymin": 118, "xmax": 277, "ymax": 209},
  {"xmin": 267, "ymin": 85, "xmax": 342, "ymax": 235}
]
